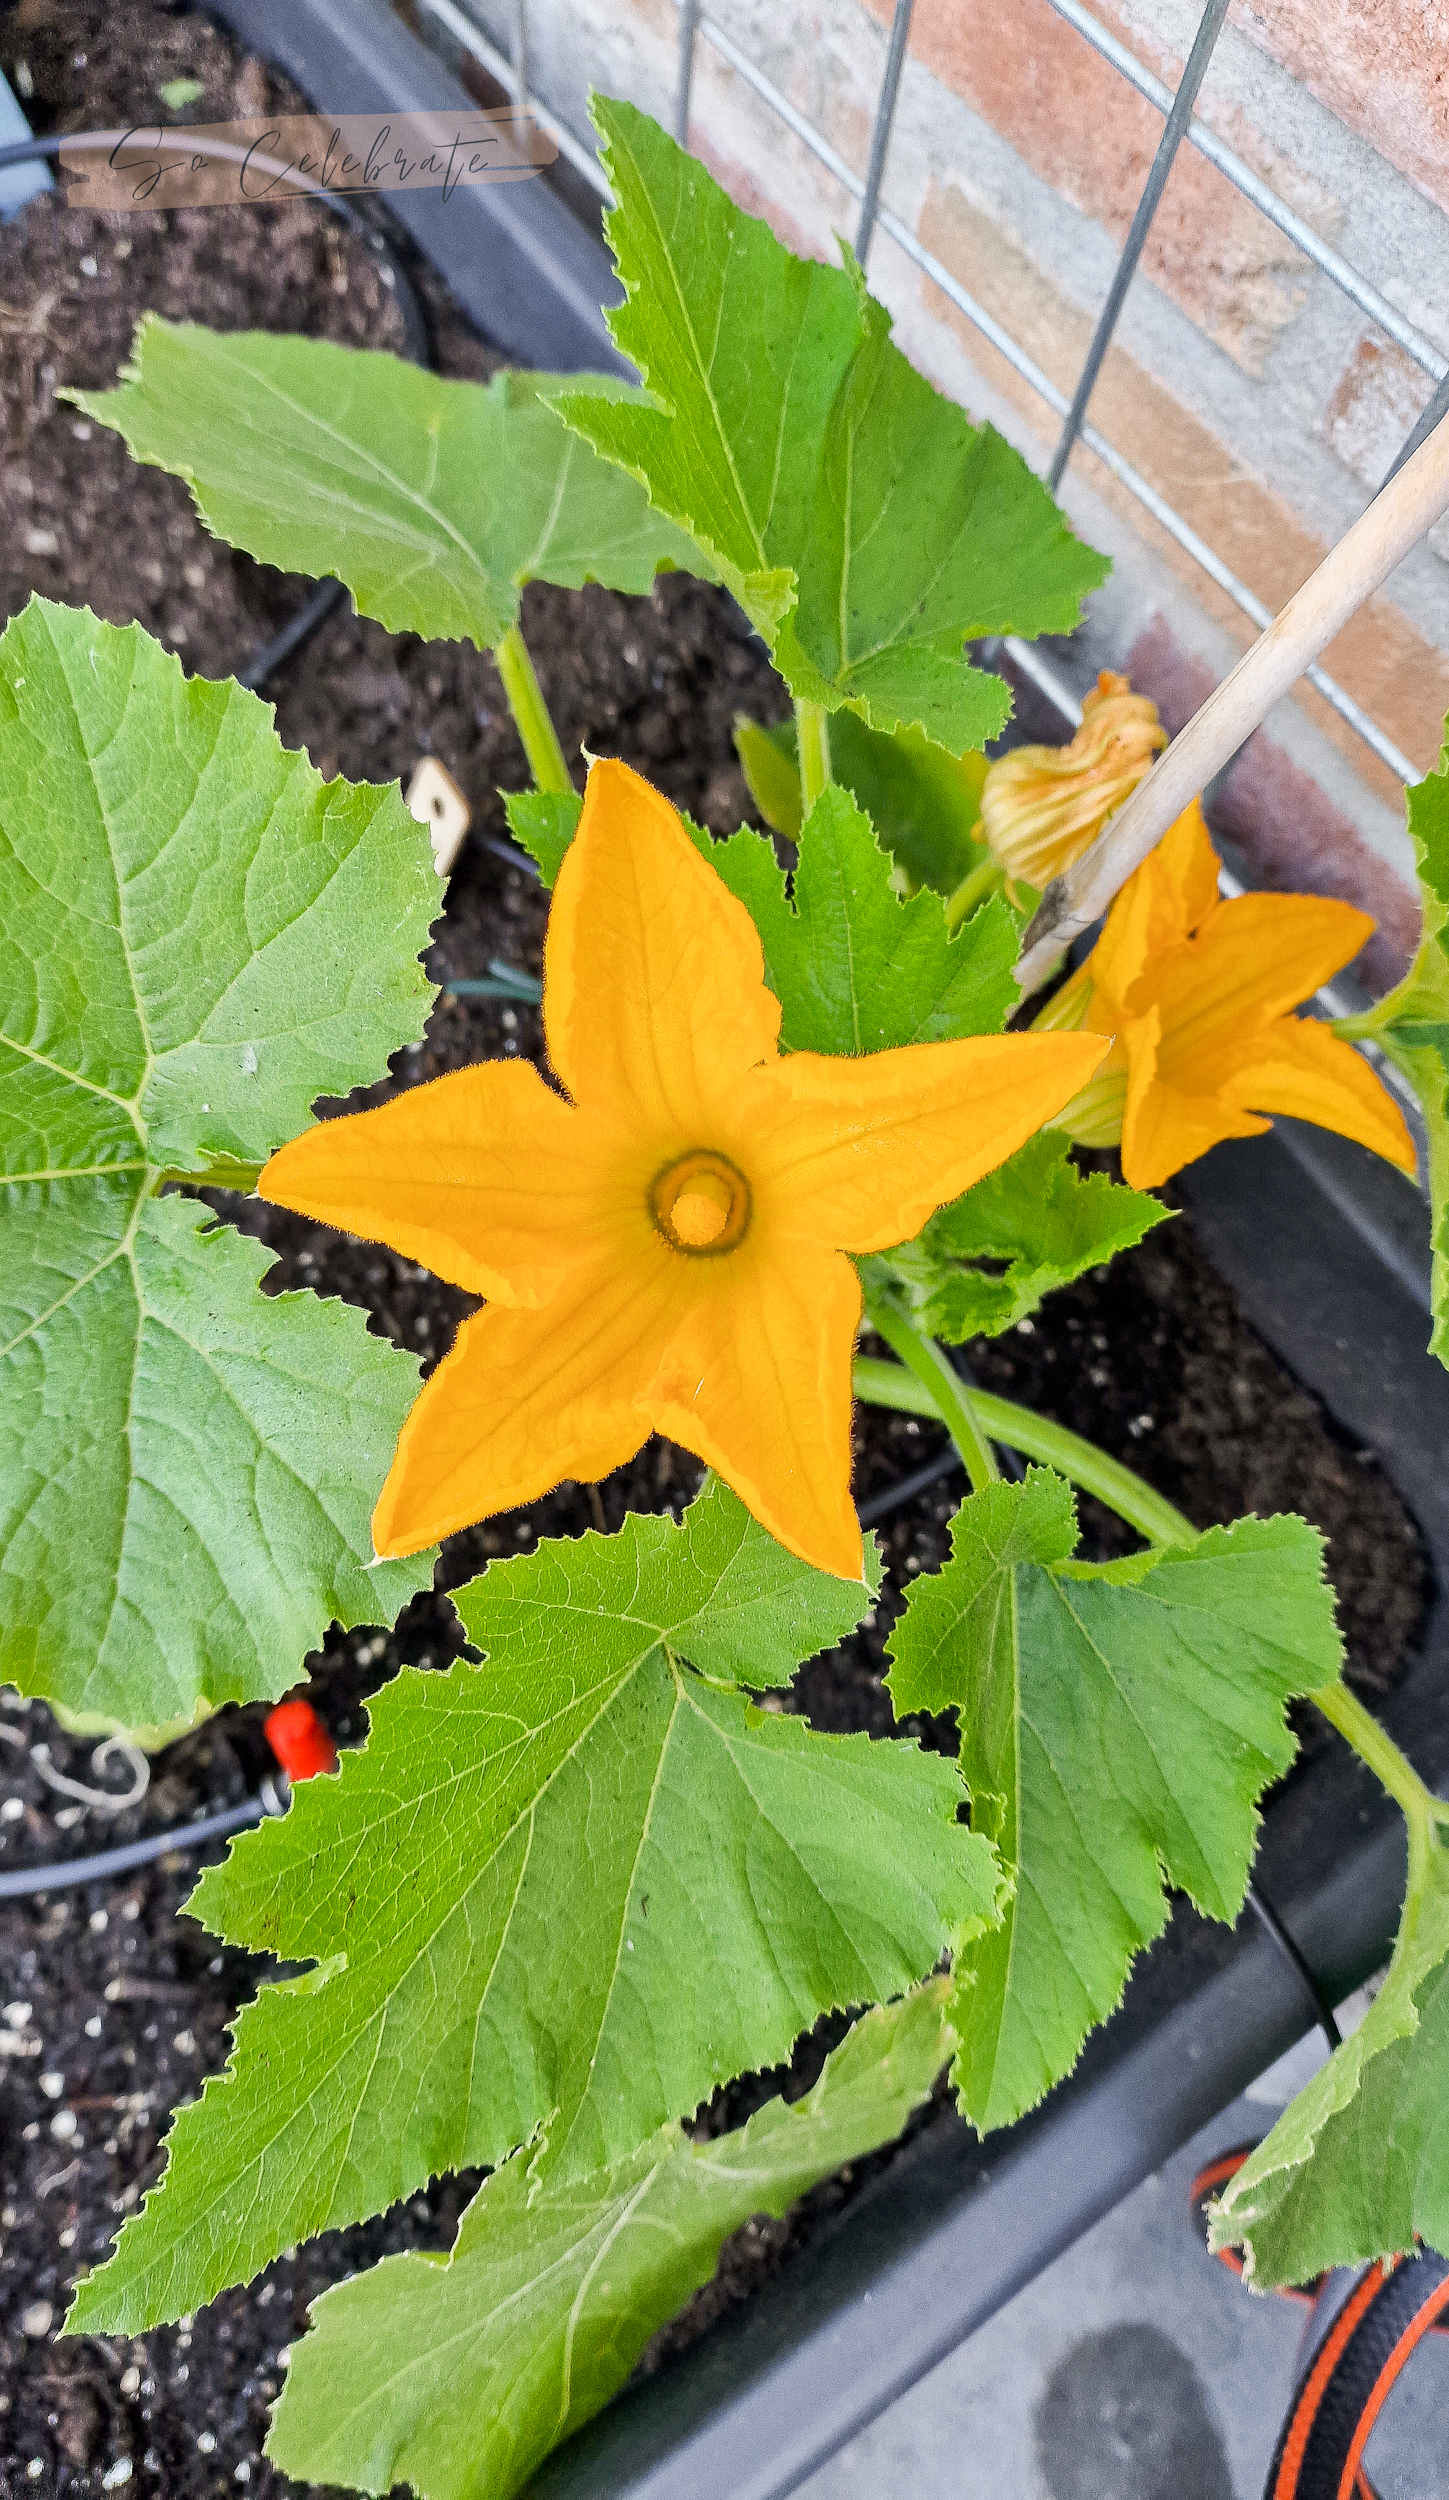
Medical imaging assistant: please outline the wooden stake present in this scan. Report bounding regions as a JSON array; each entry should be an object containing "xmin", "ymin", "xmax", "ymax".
[{"xmin": 1015, "ymin": 407, "xmax": 1449, "ymax": 995}]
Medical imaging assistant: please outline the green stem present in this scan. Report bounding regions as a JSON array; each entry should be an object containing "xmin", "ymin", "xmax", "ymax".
[
  {"xmin": 1309, "ymin": 1679, "xmax": 1439, "ymax": 1832},
  {"xmin": 495, "ymin": 623, "xmax": 573, "ymax": 794},
  {"xmin": 944, "ymin": 849, "xmax": 1004, "ymax": 932},
  {"xmin": 796, "ymin": 700, "xmax": 833, "ymax": 813},
  {"xmin": 860, "ymin": 1305, "xmax": 999, "ymax": 1493},
  {"xmin": 853, "ymin": 1356, "xmax": 1192, "ymax": 1543},
  {"xmin": 855, "ymin": 1348, "xmax": 1444, "ymax": 1845}
]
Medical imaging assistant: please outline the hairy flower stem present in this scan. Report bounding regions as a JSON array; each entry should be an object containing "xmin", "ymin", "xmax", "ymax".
[
  {"xmin": 495, "ymin": 623, "xmax": 574, "ymax": 794},
  {"xmin": 1310, "ymin": 1680, "xmax": 1444, "ymax": 1835},
  {"xmin": 853, "ymin": 1345, "xmax": 1441, "ymax": 1835},
  {"xmin": 944, "ymin": 850, "xmax": 1005, "ymax": 933},
  {"xmin": 859, "ymin": 1305, "xmax": 999, "ymax": 1493},
  {"xmin": 796, "ymin": 700, "xmax": 833, "ymax": 812}
]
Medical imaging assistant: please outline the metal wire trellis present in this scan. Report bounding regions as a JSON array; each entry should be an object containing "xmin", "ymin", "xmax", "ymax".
[
  {"xmin": 419, "ymin": 0, "xmax": 615, "ymax": 197},
  {"xmin": 413, "ymin": 0, "xmax": 1443, "ymax": 789},
  {"xmin": 399, "ymin": 0, "xmax": 1449, "ymax": 789},
  {"xmin": 661, "ymin": 0, "xmax": 1433, "ymax": 790}
]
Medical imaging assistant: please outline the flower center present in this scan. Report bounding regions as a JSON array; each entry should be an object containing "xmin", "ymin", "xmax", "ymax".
[{"xmin": 650, "ymin": 1150, "xmax": 751, "ymax": 1256}]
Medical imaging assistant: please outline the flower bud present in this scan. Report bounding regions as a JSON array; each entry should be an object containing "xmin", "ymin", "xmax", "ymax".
[{"xmin": 980, "ymin": 673, "xmax": 1166, "ymax": 889}]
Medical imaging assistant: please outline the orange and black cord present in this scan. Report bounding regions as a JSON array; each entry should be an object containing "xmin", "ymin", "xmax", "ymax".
[
  {"xmin": 1191, "ymin": 2147, "xmax": 1449, "ymax": 2500},
  {"xmin": 1265, "ymin": 2250, "xmax": 1449, "ymax": 2500}
]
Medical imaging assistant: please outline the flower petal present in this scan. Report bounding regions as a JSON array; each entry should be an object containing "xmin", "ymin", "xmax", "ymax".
[
  {"xmin": 1150, "ymin": 892, "xmax": 1375, "ymax": 1078},
  {"xmin": 1221, "ymin": 1015, "xmax": 1416, "ymax": 1174},
  {"xmin": 544, "ymin": 758, "xmax": 781, "ymax": 1129},
  {"xmin": 1119, "ymin": 1005, "xmax": 1268, "ymax": 1189},
  {"xmin": 260, "ymin": 1062, "xmax": 606, "ymax": 1306},
  {"xmin": 371, "ymin": 1255, "xmax": 661, "ymax": 1556},
  {"xmin": 642, "ymin": 1241, "xmax": 864, "ymax": 1581},
  {"xmin": 752, "ymin": 1031, "xmax": 1111, "ymax": 1253},
  {"xmin": 1091, "ymin": 800, "xmax": 1221, "ymax": 1011}
]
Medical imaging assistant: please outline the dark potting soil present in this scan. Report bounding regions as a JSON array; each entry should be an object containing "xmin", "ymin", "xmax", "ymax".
[{"xmin": 0, "ymin": 2, "xmax": 1432, "ymax": 2491}]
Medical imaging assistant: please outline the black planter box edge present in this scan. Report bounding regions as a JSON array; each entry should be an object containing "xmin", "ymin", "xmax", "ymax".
[{"xmin": 207, "ymin": 0, "xmax": 627, "ymax": 373}]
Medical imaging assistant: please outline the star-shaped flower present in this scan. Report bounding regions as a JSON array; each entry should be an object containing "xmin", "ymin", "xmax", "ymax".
[
  {"xmin": 261, "ymin": 761, "xmax": 1108, "ymax": 1578},
  {"xmin": 1040, "ymin": 797, "xmax": 1415, "ymax": 1190}
]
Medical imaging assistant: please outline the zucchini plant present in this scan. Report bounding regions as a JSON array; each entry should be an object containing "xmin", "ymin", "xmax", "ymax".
[{"xmin": 4, "ymin": 97, "xmax": 1448, "ymax": 2497}]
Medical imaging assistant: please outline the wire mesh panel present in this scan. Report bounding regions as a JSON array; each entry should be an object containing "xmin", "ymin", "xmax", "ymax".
[
  {"xmin": 665, "ymin": 0, "xmax": 1435, "ymax": 790},
  {"xmin": 409, "ymin": 0, "xmax": 1445, "ymax": 807}
]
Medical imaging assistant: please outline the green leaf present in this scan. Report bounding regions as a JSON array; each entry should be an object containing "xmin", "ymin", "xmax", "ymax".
[
  {"xmin": 694, "ymin": 786, "xmax": 1020, "ymax": 1053},
  {"xmin": 67, "ymin": 319, "xmax": 709, "ymax": 654},
  {"xmin": 1212, "ymin": 1842, "xmax": 1449, "ymax": 2283},
  {"xmin": 736, "ymin": 711, "xmax": 988, "ymax": 895},
  {"xmin": 266, "ymin": 1983, "xmax": 955, "ymax": 2500},
  {"xmin": 69, "ymin": 1481, "xmax": 995, "ymax": 2331},
  {"xmin": 503, "ymin": 786, "xmax": 581, "ymax": 886},
  {"xmin": 887, "ymin": 1471, "xmax": 1342, "ymax": 2132},
  {"xmin": 1349, "ymin": 728, "xmax": 1449, "ymax": 1363},
  {"xmin": 1, "ymin": 599, "xmax": 438, "ymax": 1738},
  {"xmin": 553, "ymin": 100, "xmax": 1108, "ymax": 754},
  {"xmin": 865, "ymin": 1132, "xmax": 1168, "ymax": 1341}
]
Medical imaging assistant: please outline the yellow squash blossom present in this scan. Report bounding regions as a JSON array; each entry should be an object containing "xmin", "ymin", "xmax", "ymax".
[
  {"xmin": 261, "ymin": 761, "xmax": 1108, "ymax": 1579},
  {"xmin": 979, "ymin": 671, "xmax": 1167, "ymax": 889},
  {"xmin": 1039, "ymin": 797, "xmax": 1415, "ymax": 1192}
]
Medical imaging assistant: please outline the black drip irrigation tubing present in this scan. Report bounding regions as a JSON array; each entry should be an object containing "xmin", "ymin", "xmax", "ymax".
[
  {"xmin": 0, "ymin": 1784, "xmax": 286, "ymax": 1901},
  {"xmin": 1246, "ymin": 1878, "xmax": 1343, "ymax": 2053}
]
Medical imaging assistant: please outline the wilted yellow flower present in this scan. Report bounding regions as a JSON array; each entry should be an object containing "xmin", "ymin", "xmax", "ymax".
[{"xmin": 979, "ymin": 672, "xmax": 1166, "ymax": 890}]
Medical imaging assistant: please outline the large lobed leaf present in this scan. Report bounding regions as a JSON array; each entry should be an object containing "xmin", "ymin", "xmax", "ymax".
[
  {"xmin": 267, "ymin": 1983, "xmax": 956, "ymax": 2500},
  {"xmin": 1351, "ymin": 728, "xmax": 1449, "ymax": 1363},
  {"xmin": 68, "ymin": 318, "xmax": 709, "ymax": 653},
  {"xmin": 888, "ymin": 1470, "xmax": 1342, "ymax": 2132},
  {"xmin": 69, "ymin": 1482, "xmax": 997, "ymax": 2333},
  {"xmin": 553, "ymin": 99, "xmax": 1108, "ymax": 756},
  {"xmin": 0, "ymin": 599, "xmax": 438, "ymax": 1738},
  {"xmin": 1212, "ymin": 1841, "xmax": 1449, "ymax": 2283},
  {"xmin": 866, "ymin": 1131, "xmax": 1167, "ymax": 1342}
]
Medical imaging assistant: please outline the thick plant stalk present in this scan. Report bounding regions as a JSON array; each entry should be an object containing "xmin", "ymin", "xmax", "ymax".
[
  {"xmin": 495, "ymin": 623, "xmax": 573, "ymax": 794},
  {"xmin": 1015, "ymin": 408, "xmax": 1449, "ymax": 995}
]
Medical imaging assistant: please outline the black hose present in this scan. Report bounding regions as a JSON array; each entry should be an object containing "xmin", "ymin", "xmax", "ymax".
[
  {"xmin": 1245, "ymin": 1879, "xmax": 1342, "ymax": 2055},
  {"xmin": 479, "ymin": 833, "xmax": 543, "ymax": 878},
  {"xmin": 0, "ymin": 132, "xmax": 429, "ymax": 356},
  {"xmin": 235, "ymin": 576, "xmax": 349, "ymax": 692},
  {"xmin": 858, "ymin": 1447, "xmax": 961, "ymax": 1527},
  {"xmin": 0, "ymin": 1789, "xmax": 280, "ymax": 1901}
]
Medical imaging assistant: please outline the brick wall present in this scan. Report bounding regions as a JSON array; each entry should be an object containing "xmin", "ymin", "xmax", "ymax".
[{"xmin": 418, "ymin": 0, "xmax": 1449, "ymax": 978}]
